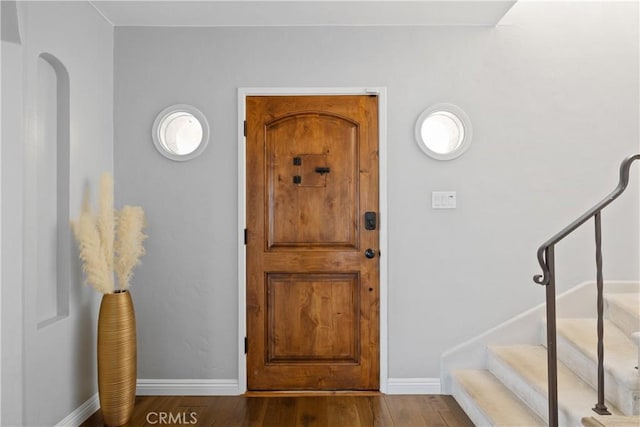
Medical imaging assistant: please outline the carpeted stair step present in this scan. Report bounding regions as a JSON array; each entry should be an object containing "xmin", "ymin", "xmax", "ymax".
[
  {"xmin": 582, "ymin": 415, "xmax": 640, "ymax": 427},
  {"xmin": 554, "ymin": 318, "xmax": 639, "ymax": 415},
  {"xmin": 451, "ymin": 370, "xmax": 546, "ymax": 426},
  {"xmin": 605, "ymin": 293, "xmax": 640, "ymax": 338},
  {"xmin": 487, "ymin": 345, "xmax": 623, "ymax": 427}
]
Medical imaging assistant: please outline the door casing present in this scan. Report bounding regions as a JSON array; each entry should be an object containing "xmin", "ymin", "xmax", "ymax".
[{"xmin": 237, "ymin": 87, "xmax": 388, "ymax": 394}]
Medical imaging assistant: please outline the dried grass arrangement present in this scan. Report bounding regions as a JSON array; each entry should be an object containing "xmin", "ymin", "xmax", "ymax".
[{"xmin": 73, "ymin": 172, "xmax": 147, "ymax": 294}]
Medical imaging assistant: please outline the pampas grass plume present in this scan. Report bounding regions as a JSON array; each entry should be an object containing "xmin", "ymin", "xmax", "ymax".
[
  {"xmin": 72, "ymin": 173, "xmax": 147, "ymax": 294},
  {"xmin": 97, "ymin": 172, "xmax": 115, "ymax": 274},
  {"xmin": 72, "ymin": 195, "xmax": 114, "ymax": 294},
  {"xmin": 115, "ymin": 206, "xmax": 147, "ymax": 291}
]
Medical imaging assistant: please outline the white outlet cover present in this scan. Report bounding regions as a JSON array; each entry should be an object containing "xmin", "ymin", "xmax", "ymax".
[{"xmin": 432, "ymin": 191, "xmax": 457, "ymax": 209}]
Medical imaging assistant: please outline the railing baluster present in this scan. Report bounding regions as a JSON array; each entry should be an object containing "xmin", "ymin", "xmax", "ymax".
[
  {"xmin": 545, "ymin": 245, "xmax": 559, "ymax": 427},
  {"xmin": 593, "ymin": 212, "xmax": 611, "ymax": 415}
]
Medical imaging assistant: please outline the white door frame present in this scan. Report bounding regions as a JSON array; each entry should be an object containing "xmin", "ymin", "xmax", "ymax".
[{"xmin": 237, "ymin": 87, "xmax": 388, "ymax": 393}]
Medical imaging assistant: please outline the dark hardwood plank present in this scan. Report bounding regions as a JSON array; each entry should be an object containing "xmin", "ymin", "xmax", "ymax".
[
  {"xmin": 205, "ymin": 396, "xmax": 246, "ymax": 427},
  {"xmin": 235, "ymin": 397, "xmax": 269, "ymax": 427},
  {"xmin": 424, "ymin": 395, "xmax": 450, "ymax": 411},
  {"xmin": 354, "ymin": 396, "xmax": 395, "ymax": 426},
  {"xmin": 80, "ymin": 394, "xmax": 473, "ymax": 427},
  {"xmin": 294, "ymin": 396, "xmax": 328, "ymax": 427},
  {"xmin": 420, "ymin": 395, "xmax": 451, "ymax": 426},
  {"xmin": 438, "ymin": 395, "xmax": 476, "ymax": 427},
  {"xmin": 327, "ymin": 396, "xmax": 362, "ymax": 427},
  {"xmin": 262, "ymin": 397, "xmax": 298, "ymax": 427},
  {"xmin": 386, "ymin": 395, "xmax": 447, "ymax": 427}
]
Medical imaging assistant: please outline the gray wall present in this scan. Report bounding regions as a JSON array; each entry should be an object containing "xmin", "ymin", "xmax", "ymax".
[
  {"xmin": 114, "ymin": 0, "xmax": 639, "ymax": 383},
  {"xmin": 1, "ymin": 1, "xmax": 113, "ymax": 425}
]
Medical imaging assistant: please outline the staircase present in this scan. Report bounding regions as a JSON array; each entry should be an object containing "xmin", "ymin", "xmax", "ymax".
[
  {"xmin": 450, "ymin": 289, "xmax": 640, "ymax": 426},
  {"xmin": 445, "ymin": 155, "xmax": 640, "ymax": 426}
]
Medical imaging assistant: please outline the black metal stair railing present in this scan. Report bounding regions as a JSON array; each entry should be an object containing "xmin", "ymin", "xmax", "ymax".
[{"xmin": 533, "ymin": 154, "xmax": 640, "ymax": 427}]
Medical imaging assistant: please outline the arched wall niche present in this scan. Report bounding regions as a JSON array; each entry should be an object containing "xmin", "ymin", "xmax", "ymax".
[{"xmin": 32, "ymin": 52, "xmax": 71, "ymax": 328}]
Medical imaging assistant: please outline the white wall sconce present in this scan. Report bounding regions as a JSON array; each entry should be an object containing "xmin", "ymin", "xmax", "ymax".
[
  {"xmin": 414, "ymin": 103, "xmax": 472, "ymax": 160},
  {"xmin": 152, "ymin": 104, "xmax": 210, "ymax": 161}
]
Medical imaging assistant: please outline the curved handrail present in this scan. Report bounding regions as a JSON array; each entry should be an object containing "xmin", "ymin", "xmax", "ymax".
[{"xmin": 533, "ymin": 154, "xmax": 640, "ymax": 286}]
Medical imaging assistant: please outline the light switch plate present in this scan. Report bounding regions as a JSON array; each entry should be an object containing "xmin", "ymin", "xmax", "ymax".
[{"xmin": 432, "ymin": 191, "xmax": 456, "ymax": 209}]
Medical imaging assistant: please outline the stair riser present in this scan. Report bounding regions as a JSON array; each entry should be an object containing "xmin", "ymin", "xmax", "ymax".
[
  {"xmin": 606, "ymin": 301, "xmax": 640, "ymax": 338},
  {"xmin": 487, "ymin": 350, "xmax": 579, "ymax": 427},
  {"xmin": 555, "ymin": 333, "xmax": 639, "ymax": 415}
]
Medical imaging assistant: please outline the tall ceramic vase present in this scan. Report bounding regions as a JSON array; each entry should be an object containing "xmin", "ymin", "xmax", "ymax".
[{"xmin": 98, "ymin": 290, "xmax": 137, "ymax": 427}]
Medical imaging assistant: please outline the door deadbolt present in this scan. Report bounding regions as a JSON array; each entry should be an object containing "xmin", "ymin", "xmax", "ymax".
[
  {"xmin": 365, "ymin": 248, "xmax": 376, "ymax": 259},
  {"xmin": 364, "ymin": 212, "xmax": 377, "ymax": 230}
]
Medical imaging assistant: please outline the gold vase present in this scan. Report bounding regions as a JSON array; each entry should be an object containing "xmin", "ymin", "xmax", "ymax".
[{"xmin": 98, "ymin": 290, "xmax": 137, "ymax": 427}]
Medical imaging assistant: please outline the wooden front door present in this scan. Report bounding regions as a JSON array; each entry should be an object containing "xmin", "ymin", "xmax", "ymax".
[{"xmin": 246, "ymin": 95, "xmax": 380, "ymax": 391}]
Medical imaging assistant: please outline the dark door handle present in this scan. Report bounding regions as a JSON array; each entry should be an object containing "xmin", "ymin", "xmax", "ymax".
[
  {"xmin": 364, "ymin": 248, "xmax": 376, "ymax": 259},
  {"xmin": 314, "ymin": 167, "xmax": 331, "ymax": 175}
]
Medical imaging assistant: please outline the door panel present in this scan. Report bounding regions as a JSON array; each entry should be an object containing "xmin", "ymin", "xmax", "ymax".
[
  {"xmin": 246, "ymin": 95, "xmax": 379, "ymax": 390},
  {"xmin": 267, "ymin": 273, "xmax": 359, "ymax": 363},
  {"xmin": 267, "ymin": 113, "xmax": 358, "ymax": 249}
]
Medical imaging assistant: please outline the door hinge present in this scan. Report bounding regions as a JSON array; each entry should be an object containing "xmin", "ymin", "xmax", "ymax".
[
  {"xmin": 244, "ymin": 228, "xmax": 247, "ymax": 245},
  {"xmin": 244, "ymin": 337, "xmax": 248, "ymax": 354},
  {"xmin": 243, "ymin": 120, "xmax": 247, "ymax": 137}
]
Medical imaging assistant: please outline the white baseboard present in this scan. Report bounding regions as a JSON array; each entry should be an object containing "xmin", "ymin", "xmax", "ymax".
[
  {"xmin": 55, "ymin": 393, "xmax": 100, "ymax": 427},
  {"xmin": 136, "ymin": 379, "xmax": 242, "ymax": 396},
  {"xmin": 386, "ymin": 378, "xmax": 442, "ymax": 395}
]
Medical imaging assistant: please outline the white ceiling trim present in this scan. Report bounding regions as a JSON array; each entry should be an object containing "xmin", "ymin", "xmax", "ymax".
[{"xmin": 89, "ymin": 0, "xmax": 518, "ymax": 28}]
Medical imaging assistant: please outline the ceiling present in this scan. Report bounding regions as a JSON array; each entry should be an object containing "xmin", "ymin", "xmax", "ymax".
[{"xmin": 89, "ymin": 0, "xmax": 518, "ymax": 27}]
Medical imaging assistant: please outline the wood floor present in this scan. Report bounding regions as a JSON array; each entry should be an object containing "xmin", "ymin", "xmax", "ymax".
[{"xmin": 81, "ymin": 394, "xmax": 473, "ymax": 426}]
